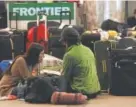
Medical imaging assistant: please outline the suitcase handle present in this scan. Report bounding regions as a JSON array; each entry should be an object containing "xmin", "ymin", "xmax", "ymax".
[
  {"xmin": 37, "ymin": 11, "xmax": 47, "ymax": 26},
  {"xmin": 9, "ymin": 12, "xmax": 18, "ymax": 30},
  {"xmin": 110, "ymin": 46, "xmax": 136, "ymax": 52},
  {"xmin": 36, "ymin": 11, "xmax": 48, "ymax": 41},
  {"xmin": 83, "ymin": 13, "xmax": 87, "ymax": 30},
  {"xmin": 60, "ymin": 10, "xmax": 71, "ymax": 25}
]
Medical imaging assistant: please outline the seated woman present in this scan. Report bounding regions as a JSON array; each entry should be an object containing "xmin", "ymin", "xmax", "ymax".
[{"xmin": 0, "ymin": 43, "xmax": 44, "ymax": 97}]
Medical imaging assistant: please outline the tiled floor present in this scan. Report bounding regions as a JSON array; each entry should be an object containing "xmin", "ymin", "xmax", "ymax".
[{"xmin": 0, "ymin": 94, "xmax": 136, "ymax": 107}]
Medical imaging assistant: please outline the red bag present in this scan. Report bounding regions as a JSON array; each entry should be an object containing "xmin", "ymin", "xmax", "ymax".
[{"xmin": 26, "ymin": 13, "xmax": 48, "ymax": 53}]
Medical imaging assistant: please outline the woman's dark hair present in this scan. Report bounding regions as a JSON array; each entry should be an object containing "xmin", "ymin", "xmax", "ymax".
[{"xmin": 25, "ymin": 43, "xmax": 44, "ymax": 67}]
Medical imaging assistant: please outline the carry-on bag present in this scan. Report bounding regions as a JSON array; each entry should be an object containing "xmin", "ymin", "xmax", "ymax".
[
  {"xmin": 48, "ymin": 10, "xmax": 72, "ymax": 59},
  {"xmin": 94, "ymin": 40, "xmax": 117, "ymax": 92},
  {"xmin": 0, "ymin": 1, "xmax": 7, "ymax": 29},
  {"xmin": 9, "ymin": 12, "xmax": 27, "ymax": 56},
  {"xmin": 0, "ymin": 12, "xmax": 27, "ymax": 61},
  {"xmin": 26, "ymin": 11, "xmax": 48, "ymax": 53},
  {"xmin": 109, "ymin": 48, "xmax": 136, "ymax": 96},
  {"xmin": 81, "ymin": 31, "xmax": 101, "ymax": 52}
]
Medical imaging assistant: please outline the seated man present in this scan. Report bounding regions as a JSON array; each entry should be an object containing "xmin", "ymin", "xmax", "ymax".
[{"xmin": 60, "ymin": 26, "xmax": 100, "ymax": 99}]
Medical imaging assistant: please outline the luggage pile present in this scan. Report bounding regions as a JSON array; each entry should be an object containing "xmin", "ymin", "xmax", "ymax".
[{"xmin": 80, "ymin": 27, "xmax": 136, "ymax": 96}]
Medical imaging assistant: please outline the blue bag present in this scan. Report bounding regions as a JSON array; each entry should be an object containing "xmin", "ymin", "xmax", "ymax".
[{"xmin": 0, "ymin": 60, "xmax": 12, "ymax": 73}]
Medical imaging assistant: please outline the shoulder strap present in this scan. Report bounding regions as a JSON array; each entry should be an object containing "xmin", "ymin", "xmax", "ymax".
[{"xmin": 33, "ymin": 27, "xmax": 38, "ymax": 42}]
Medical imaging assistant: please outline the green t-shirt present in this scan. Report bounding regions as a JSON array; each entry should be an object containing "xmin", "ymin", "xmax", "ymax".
[{"xmin": 63, "ymin": 43, "xmax": 100, "ymax": 94}]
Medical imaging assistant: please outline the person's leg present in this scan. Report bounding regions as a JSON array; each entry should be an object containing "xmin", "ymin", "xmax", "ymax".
[
  {"xmin": 66, "ymin": 82, "xmax": 74, "ymax": 93},
  {"xmin": 58, "ymin": 75, "xmax": 75, "ymax": 93},
  {"xmin": 58, "ymin": 75, "xmax": 67, "ymax": 92}
]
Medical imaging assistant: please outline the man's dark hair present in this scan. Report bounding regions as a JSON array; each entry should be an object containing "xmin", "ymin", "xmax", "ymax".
[
  {"xmin": 65, "ymin": 36, "xmax": 80, "ymax": 47},
  {"xmin": 60, "ymin": 26, "xmax": 81, "ymax": 47}
]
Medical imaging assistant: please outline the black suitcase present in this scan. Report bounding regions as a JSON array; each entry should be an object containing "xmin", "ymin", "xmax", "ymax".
[
  {"xmin": 0, "ymin": 12, "xmax": 27, "ymax": 61},
  {"xmin": 94, "ymin": 40, "xmax": 117, "ymax": 92},
  {"xmin": 48, "ymin": 10, "xmax": 71, "ymax": 36},
  {"xmin": 48, "ymin": 27, "xmax": 66, "ymax": 59},
  {"xmin": 48, "ymin": 10, "xmax": 72, "ymax": 59},
  {"xmin": 48, "ymin": 35, "xmax": 65, "ymax": 59},
  {"xmin": 0, "ymin": 12, "xmax": 7, "ymax": 29},
  {"xmin": 9, "ymin": 12, "xmax": 27, "ymax": 56},
  {"xmin": 0, "ymin": 32, "xmax": 13, "ymax": 61},
  {"xmin": 94, "ymin": 37, "xmax": 136, "ymax": 92},
  {"xmin": 50, "ymin": 47, "xmax": 65, "ymax": 59},
  {"xmin": 0, "ymin": 1, "xmax": 7, "ymax": 29},
  {"xmin": 12, "ymin": 31, "xmax": 27, "ymax": 56},
  {"xmin": 0, "ymin": 31, "xmax": 27, "ymax": 61},
  {"xmin": 109, "ymin": 48, "xmax": 136, "ymax": 96},
  {"xmin": 81, "ymin": 32, "xmax": 100, "ymax": 52}
]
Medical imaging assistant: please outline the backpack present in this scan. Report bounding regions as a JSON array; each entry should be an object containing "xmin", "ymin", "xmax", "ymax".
[{"xmin": 24, "ymin": 75, "xmax": 66, "ymax": 103}]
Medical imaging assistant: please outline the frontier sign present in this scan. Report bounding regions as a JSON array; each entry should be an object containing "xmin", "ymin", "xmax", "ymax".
[{"xmin": 8, "ymin": 2, "xmax": 75, "ymax": 20}]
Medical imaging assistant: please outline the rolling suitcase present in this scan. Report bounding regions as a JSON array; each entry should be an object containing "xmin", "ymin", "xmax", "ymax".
[
  {"xmin": 94, "ymin": 40, "xmax": 117, "ymax": 91},
  {"xmin": 26, "ymin": 11, "xmax": 48, "ymax": 53},
  {"xmin": 81, "ymin": 32, "xmax": 101, "ymax": 52},
  {"xmin": 48, "ymin": 10, "xmax": 72, "ymax": 59},
  {"xmin": 12, "ymin": 31, "xmax": 27, "ymax": 56},
  {"xmin": 109, "ymin": 48, "xmax": 136, "ymax": 96},
  {"xmin": 0, "ymin": 1, "xmax": 7, "ymax": 29},
  {"xmin": 0, "ymin": 32, "xmax": 14, "ymax": 61},
  {"xmin": 0, "ymin": 12, "xmax": 27, "ymax": 61},
  {"xmin": 95, "ymin": 37, "xmax": 136, "ymax": 92},
  {"xmin": 9, "ymin": 12, "xmax": 27, "ymax": 56},
  {"xmin": 48, "ymin": 10, "xmax": 72, "ymax": 36},
  {"xmin": 0, "ymin": 12, "xmax": 7, "ymax": 29},
  {"xmin": 48, "ymin": 35, "xmax": 65, "ymax": 59}
]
